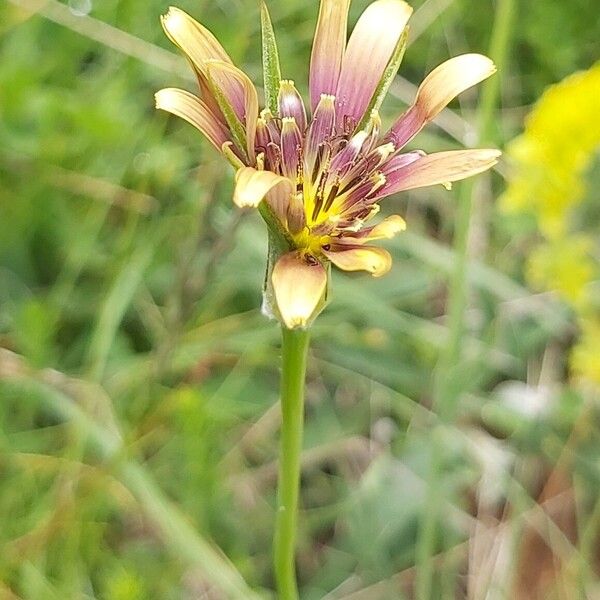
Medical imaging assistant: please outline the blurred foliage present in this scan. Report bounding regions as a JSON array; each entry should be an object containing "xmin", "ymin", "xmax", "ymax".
[
  {"xmin": 502, "ymin": 62, "xmax": 600, "ymax": 386},
  {"xmin": 1, "ymin": 0, "xmax": 599, "ymax": 598}
]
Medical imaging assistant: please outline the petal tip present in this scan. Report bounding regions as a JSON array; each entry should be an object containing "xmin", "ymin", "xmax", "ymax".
[
  {"xmin": 154, "ymin": 88, "xmax": 172, "ymax": 109},
  {"xmin": 162, "ymin": 6, "xmax": 185, "ymax": 30},
  {"xmin": 324, "ymin": 246, "xmax": 392, "ymax": 277},
  {"xmin": 482, "ymin": 148, "xmax": 502, "ymax": 164},
  {"xmin": 232, "ymin": 166, "xmax": 293, "ymax": 209}
]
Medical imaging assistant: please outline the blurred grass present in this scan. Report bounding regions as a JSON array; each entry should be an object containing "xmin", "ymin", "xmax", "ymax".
[{"xmin": 1, "ymin": 0, "xmax": 599, "ymax": 598}]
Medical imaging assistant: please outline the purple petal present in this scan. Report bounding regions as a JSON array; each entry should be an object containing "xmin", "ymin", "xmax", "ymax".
[
  {"xmin": 280, "ymin": 117, "xmax": 302, "ymax": 180},
  {"xmin": 328, "ymin": 130, "xmax": 369, "ymax": 178},
  {"xmin": 255, "ymin": 116, "xmax": 271, "ymax": 151},
  {"xmin": 309, "ymin": 0, "xmax": 351, "ymax": 112},
  {"xmin": 304, "ymin": 94, "xmax": 336, "ymax": 173},
  {"xmin": 380, "ymin": 150, "xmax": 426, "ymax": 174},
  {"xmin": 375, "ymin": 149, "xmax": 501, "ymax": 200},
  {"xmin": 278, "ymin": 80, "xmax": 307, "ymax": 133},
  {"xmin": 335, "ymin": 0, "xmax": 412, "ymax": 132}
]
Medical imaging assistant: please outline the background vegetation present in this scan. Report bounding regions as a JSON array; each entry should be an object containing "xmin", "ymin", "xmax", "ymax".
[{"xmin": 1, "ymin": 0, "xmax": 599, "ymax": 598}]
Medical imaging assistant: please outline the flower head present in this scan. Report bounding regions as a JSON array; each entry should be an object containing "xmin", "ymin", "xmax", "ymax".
[{"xmin": 156, "ymin": 1, "xmax": 500, "ymax": 329}]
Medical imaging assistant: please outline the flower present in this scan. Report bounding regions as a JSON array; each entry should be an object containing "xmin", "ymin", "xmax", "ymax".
[
  {"xmin": 501, "ymin": 62, "xmax": 600, "ymax": 239},
  {"xmin": 571, "ymin": 317, "xmax": 600, "ymax": 386},
  {"xmin": 156, "ymin": 0, "xmax": 500, "ymax": 329},
  {"xmin": 527, "ymin": 236, "xmax": 596, "ymax": 307}
]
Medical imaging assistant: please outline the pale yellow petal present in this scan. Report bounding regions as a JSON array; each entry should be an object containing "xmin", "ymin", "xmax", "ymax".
[
  {"xmin": 388, "ymin": 54, "xmax": 496, "ymax": 147},
  {"xmin": 272, "ymin": 252, "xmax": 328, "ymax": 329},
  {"xmin": 233, "ymin": 166, "xmax": 293, "ymax": 208},
  {"xmin": 161, "ymin": 7, "xmax": 232, "ymax": 72},
  {"xmin": 365, "ymin": 215, "xmax": 406, "ymax": 241},
  {"xmin": 416, "ymin": 54, "xmax": 496, "ymax": 119},
  {"xmin": 155, "ymin": 88, "xmax": 230, "ymax": 150},
  {"xmin": 323, "ymin": 246, "xmax": 392, "ymax": 277}
]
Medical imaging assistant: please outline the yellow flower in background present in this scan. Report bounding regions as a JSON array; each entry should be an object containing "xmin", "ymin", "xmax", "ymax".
[
  {"xmin": 571, "ymin": 318, "xmax": 600, "ymax": 386},
  {"xmin": 501, "ymin": 62, "xmax": 600, "ymax": 238},
  {"xmin": 527, "ymin": 236, "xmax": 596, "ymax": 307},
  {"xmin": 502, "ymin": 63, "xmax": 600, "ymax": 385}
]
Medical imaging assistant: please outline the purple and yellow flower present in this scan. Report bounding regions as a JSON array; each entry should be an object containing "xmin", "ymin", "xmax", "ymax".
[{"xmin": 156, "ymin": 0, "xmax": 500, "ymax": 329}]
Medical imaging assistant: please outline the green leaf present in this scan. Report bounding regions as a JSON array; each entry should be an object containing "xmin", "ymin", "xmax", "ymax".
[
  {"xmin": 356, "ymin": 27, "xmax": 410, "ymax": 132},
  {"xmin": 260, "ymin": 1, "xmax": 282, "ymax": 115}
]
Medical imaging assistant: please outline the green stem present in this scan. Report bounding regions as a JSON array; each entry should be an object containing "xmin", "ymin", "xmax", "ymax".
[
  {"xmin": 273, "ymin": 327, "xmax": 310, "ymax": 600},
  {"xmin": 415, "ymin": 1, "xmax": 516, "ymax": 598}
]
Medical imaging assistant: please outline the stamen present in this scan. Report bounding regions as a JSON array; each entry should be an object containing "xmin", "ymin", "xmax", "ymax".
[
  {"xmin": 266, "ymin": 142, "xmax": 281, "ymax": 173},
  {"xmin": 323, "ymin": 182, "xmax": 339, "ymax": 212},
  {"xmin": 342, "ymin": 114, "xmax": 357, "ymax": 136},
  {"xmin": 296, "ymin": 146, "xmax": 304, "ymax": 191},
  {"xmin": 311, "ymin": 144, "xmax": 325, "ymax": 184},
  {"xmin": 311, "ymin": 174, "xmax": 327, "ymax": 222},
  {"xmin": 338, "ymin": 174, "xmax": 364, "ymax": 196}
]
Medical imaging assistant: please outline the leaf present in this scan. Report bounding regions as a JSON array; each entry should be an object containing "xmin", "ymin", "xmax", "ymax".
[{"xmin": 260, "ymin": 1, "xmax": 282, "ymax": 115}]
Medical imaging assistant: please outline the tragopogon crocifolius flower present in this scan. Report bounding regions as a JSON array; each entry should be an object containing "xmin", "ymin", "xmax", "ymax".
[{"xmin": 156, "ymin": 0, "xmax": 500, "ymax": 329}]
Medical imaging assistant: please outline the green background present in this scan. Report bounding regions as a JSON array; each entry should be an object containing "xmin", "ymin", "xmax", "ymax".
[{"xmin": 1, "ymin": 0, "xmax": 598, "ymax": 598}]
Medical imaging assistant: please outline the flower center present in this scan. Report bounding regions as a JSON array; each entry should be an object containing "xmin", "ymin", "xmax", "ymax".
[
  {"xmin": 291, "ymin": 226, "xmax": 331, "ymax": 257},
  {"xmin": 255, "ymin": 97, "xmax": 394, "ymax": 256}
]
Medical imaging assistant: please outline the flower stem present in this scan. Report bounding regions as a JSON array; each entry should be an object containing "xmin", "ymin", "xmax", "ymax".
[{"xmin": 274, "ymin": 326, "xmax": 310, "ymax": 600}]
